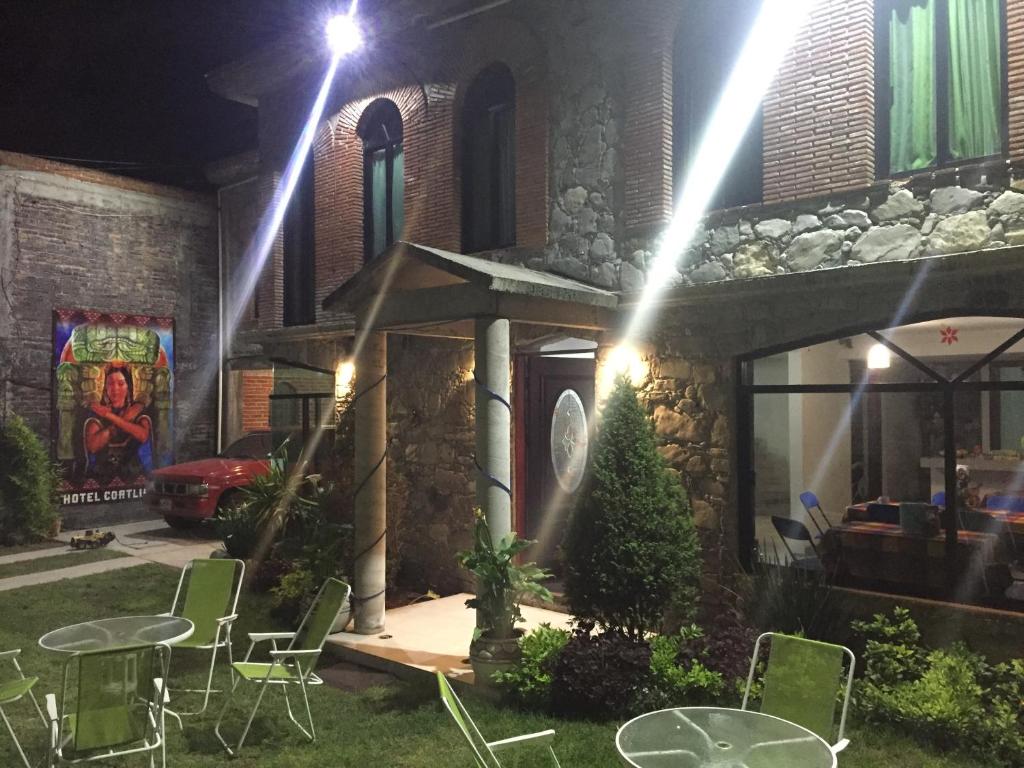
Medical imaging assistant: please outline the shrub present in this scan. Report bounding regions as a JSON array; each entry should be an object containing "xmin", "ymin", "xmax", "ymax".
[
  {"xmin": 749, "ymin": 542, "xmax": 848, "ymax": 642},
  {"xmin": 852, "ymin": 608, "xmax": 1024, "ymax": 767},
  {"xmin": 492, "ymin": 623, "xmax": 569, "ymax": 710},
  {"xmin": 0, "ymin": 412, "xmax": 60, "ymax": 544},
  {"xmin": 563, "ymin": 375, "xmax": 700, "ymax": 638},
  {"xmin": 271, "ymin": 568, "xmax": 317, "ymax": 624},
  {"xmin": 643, "ymin": 627, "xmax": 726, "ymax": 709},
  {"xmin": 679, "ymin": 606, "xmax": 757, "ymax": 696},
  {"xmin": 213, "ymin": 499, "xmax": 263, "ymax": 559},
  {"xmin": 551, "ymin": 623, "xmax": 652, "ymax": 719}
]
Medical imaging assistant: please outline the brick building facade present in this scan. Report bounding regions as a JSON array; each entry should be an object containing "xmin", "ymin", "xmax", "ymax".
[
  {"xmin": 0, "ymin": 151, "xmax": 219, "ymax": 525},
  {"xmin": 214, "ymin": 0, "xmax": 1024, "ymax": 602}
]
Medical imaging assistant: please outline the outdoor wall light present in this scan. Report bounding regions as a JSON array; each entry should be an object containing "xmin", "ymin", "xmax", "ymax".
[
  {"xmin": 335, "ymin": 359, "xmax": 355, "ymax": 399},
  {"xmin": 867, "ymin": 343, "xmax": 891, "ymax": 370},
  {"xmin": 326, "ymin": 12, "xmax": 363, "ymax": 56},
  {"xmin": 597, "ymin": 344, "xmax": 647, "ymax": 401}
]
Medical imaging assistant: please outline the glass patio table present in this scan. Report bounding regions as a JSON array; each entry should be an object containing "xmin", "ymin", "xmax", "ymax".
[
  {"xmin": 39, "ymin": 616, "xmax": 194, "ymax": 653},
  {"xmin": 616, "ymin": 707, "xmax": 835, "ymax": 768}
]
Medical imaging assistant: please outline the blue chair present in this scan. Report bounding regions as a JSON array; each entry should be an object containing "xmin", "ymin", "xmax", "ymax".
[
  {"xmin": 798, "ymin": 491, "xmax": 833, "ymax": 537},
  {"xmin": 983, "ymin": 495, "xmax": 1024, "ymax": 513},
  {"xmin": 771, "ymin": 516, "xmax": 823, "ymax": 571}
]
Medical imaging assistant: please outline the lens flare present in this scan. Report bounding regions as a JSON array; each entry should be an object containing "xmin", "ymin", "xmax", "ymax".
[{"xmin": 326, "ymin": 13, "xmax": 362, "ymax": 56}]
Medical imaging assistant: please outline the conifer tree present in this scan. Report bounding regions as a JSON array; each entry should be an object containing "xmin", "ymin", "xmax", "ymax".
[{"xmin": 563, "ymin": 375, "xmax": 700, "ymax": 638}]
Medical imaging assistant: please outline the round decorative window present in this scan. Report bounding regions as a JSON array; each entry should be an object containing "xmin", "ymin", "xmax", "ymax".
[{"xmin": 550, "ymin": 389, "xmax": 588, "ymax": 493}]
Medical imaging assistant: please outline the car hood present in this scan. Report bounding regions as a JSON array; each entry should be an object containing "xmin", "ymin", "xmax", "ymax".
[{"xmin": 151, "ymin": 458, "xmax": 268, "ymax": 484}]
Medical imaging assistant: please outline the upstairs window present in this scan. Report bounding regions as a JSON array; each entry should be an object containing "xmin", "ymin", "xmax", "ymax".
[
  {"xmin": 282, "ymin": 151, "xmax": 315, "ymax": 326},
  {"xmin": 462, "ymin": 63, "xmax": 516, "ymax": 253},
  {"xmin": 877, "ymin": 0, "xmax": 1004, "ymax": 176},
  {"xmin": 674, "ymin": 0, "xmax": 764, "ymax": 210},
  {"xmin": 359, "ymin": 99, "xmax": 404, "ymax": 261}
]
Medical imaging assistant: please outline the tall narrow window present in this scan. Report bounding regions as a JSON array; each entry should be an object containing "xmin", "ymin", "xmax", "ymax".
[
  {"xmin": 462, "ymin": 63, "xmax": 516, "ymax": 253},
  {"xmin": 358, "ymin": 100, "xmax": 404, "ymax": 261},
  {"xmin": 674, "ymin": 0, "xmax": 763, "ymax": 210},
  {"xmin": 283, "ymin": 151, "xmax": 315, "ymax": 326},
  {"xmin": 878, "ymin": 0, "xmax": 1004, "ymax": 176}
]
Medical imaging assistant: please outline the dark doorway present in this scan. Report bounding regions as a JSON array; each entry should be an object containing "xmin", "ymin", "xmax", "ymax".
[{"xmin": 517, "ymin": 353, "xmax": 595, "ymax": 572}]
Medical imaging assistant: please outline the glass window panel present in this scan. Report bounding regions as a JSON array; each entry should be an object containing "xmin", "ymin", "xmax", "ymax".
[
  {"xmin": 888, "ymin": 0, "xmax": 937, "ymax": 173},
  {"xmin": 947, "ymin": 0, "xmax": 1002, "ymax": 161},
  {"xmin": 391, "ymin": 144, "xmax": 405, "ymax": 244},
  {"xmin": 370, "ymin": 149, "xmax": 388, "ymax": 258}
]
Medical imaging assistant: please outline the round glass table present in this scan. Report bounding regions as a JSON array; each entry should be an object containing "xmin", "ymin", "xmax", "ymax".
[
  {"xmin": 39, "ymin": 616, "xmax": 194, "ymax": 653},
  {"xmin": 616, "ymin": 707, "xmax": 835, "ymax": 768}
]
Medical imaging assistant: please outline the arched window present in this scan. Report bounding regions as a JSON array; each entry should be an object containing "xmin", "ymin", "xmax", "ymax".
[
  {"xmin": 358, "ymin": 99, "xmax": 404, "ymax": 261},
  {"xmin": 461, "ymin": 63, "xmax": 516, "ymax": 253},
  {"xmin": 673, "ymin": 1, "xmax": 763, "ymax": 210}
]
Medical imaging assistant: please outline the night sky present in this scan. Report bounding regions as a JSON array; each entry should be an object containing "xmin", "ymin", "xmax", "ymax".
[{"xmin": 0, "ymin": 1, "xmax": 352, "ymax": 189}]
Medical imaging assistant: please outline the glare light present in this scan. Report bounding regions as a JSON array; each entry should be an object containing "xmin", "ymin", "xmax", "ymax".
[
  {"xmin": 335, "ymin": 360, "xmax": 355, "ymax": 398},
  {"xmin": 867, "ymin": 343, "xmax": 891, "ymax": 370},
  {"xmin": 326, "ymin": 13, "xmax": 362, "ymax": 56},
  {"xmin": 597, "ymin": 344, "xmax": 647, "ymax": 401}
]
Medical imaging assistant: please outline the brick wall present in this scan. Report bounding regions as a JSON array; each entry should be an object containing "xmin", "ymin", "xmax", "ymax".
[
  {"xmin": 1007, "ymin": 0, "xmax": 1024, "ymax": 160},
  {"xmin": 240, "ymin": 369, "xmax": 273, "ymax": 432},
  {"xmin": 762, "ymin": 0, "xmax": 875, "ymax": 203},
  {"xmin": 0, "ymin": 150, "xmax": 219, "ymax": 482}
]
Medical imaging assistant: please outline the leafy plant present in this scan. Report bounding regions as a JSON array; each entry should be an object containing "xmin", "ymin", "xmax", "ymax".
[
  {"xmin": 748, "ymin": 540, "xmax": 848, "ymax": 642},
  {"xmin": 456, "ymin": 510, "xmax": 552, "ymax": 640},
  {"xmin": 851, "ymin": 608, "xmax": 1024, "ymax": 767},
  {"xmin": 271, "ymin": 568, "xmax": 317, "ymax": 622},
  {"xmin": 563, "ymin": 375, "xmax": 700, "ymax": 639},
  {"xmin": 0, "ymin": 412, "xmax": 60, "ymax": 544},
  {"xmin": 492, "ymin": 623, "xmax": 569, "ymax": 710},
  {"xmin": 213, "ymin": 500, "xmax": 263, "ymax": 559},
  {"xmin": 644, "ymin": 627, "xmax": 726, "ymax": 709},
  {"xmin": 551, "ymin": 622, "xmax": 652, "ymax": 719}
]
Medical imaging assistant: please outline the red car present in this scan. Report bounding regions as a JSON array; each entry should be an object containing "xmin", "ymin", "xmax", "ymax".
[{"xmin": 147, "ymin": 432, "xmax": 273, "ymax": 528}]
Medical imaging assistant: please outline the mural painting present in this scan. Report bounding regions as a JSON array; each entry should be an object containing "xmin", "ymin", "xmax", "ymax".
[{"xmin": 53, "ymin": 310, "xmax": 174, "ymax": 505}]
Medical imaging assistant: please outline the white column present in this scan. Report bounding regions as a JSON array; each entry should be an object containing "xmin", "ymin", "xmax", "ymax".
[
  {"xmin": 353, "ymin": 331, "xmax": 387, "ymax": 634},
  {"xmin": 474, "ymin": 317, "xmax": 512, "ymax": 543}
]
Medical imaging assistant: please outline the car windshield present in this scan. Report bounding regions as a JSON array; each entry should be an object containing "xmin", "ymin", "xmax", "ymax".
[{"xmin": 219, "ymin": 433, "xmax": 272, "ymax": 459}]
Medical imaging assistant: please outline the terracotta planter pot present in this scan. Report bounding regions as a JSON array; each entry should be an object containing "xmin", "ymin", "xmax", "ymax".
[{"xmin": 469, "ymin": 629, "xmax": 523, "ymax": 687}]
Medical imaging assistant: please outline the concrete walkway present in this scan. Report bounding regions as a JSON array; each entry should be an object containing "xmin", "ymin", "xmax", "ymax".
[
  {"xmin": 327, "ymin": 593, "xmax": 572, "ymax": 684},
  {"xmin": 0, "ymin": 520, "xmax": 222, "ymax": 592}
]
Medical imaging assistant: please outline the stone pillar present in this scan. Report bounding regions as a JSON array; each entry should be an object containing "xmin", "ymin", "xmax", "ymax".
[
  {"xmin": 353, "ymin": 331, "xmax": 387, "ymax": 634},
  {"xmin": 474, "ymin": 317, "xmax": 512, "ymax": 543}
]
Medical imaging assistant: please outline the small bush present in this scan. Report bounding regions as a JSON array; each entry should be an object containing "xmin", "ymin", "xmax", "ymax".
[
  {"xmin": 492, "ymin": 624, "xmax": 569, "ymax": 710},
  {"xmin": 271, "ymin": 568, "xmax": 317, "ymax": 624},
  {"xmin": 213, "ymin": 501, "xmax": 263, "ymax": 559},
  {"xmin": 563, "ymin": 376, "xmax": 700, "ymax": 638},
  {"xmin": 643, "ymin": 627, "xmax": 725, "ymax": 709},
  {"xmin": 852, "ymin": 608, "xmax": 1024, "ymax": 767},
  {"xmin": 0, "ymin": 413, "xmax": 60, "ymax": 544},
  {"xmin": 551, "ymin": 623, "xmax": 652, "ymax": 719}
]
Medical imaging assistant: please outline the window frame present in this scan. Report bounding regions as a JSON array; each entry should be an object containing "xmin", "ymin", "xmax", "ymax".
[
  {"xmin": 359, "ymin": 101, "xmax": 404, "ymax": 263},
  {"xmin": 874, "ymin": 0, "xmax": 1010, "ymax": 179},
  {"xmin": 461, "ymin": 63, "xmax": 517, "ymax": 254}
]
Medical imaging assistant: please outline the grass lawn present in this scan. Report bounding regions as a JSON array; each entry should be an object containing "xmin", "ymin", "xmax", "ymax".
[
  {"xmin": 0, "ymin": 566, "xmax": 983, "ymax": 767},
  {"xmin": 0, "ymin": 547, "xmax": 127, "ymax": 580},
  {"xmin": 0, "ymin": 541, "xmax": 63, "ymax": 557}
]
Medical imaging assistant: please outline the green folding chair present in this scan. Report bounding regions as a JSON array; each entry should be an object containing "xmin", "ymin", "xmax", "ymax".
[
  {"xmin": 162, "ymin": 558, "xmax": 244, "ymax": 715},
  {"xmin": 1, "ymin": 649, "xmax": 45, "ymax": 768},
  {"xmin": 45, "ymin": 644, "xmax": 170, "ymax": 768},
  {"xmin": 741, "ymin": 632, "xmax": 856, "ymax": 758},
  {"xmin": 214, "ymin": 578, "xmax": 350, "ymax": 756},
  {"xmin": 437, "ymin": 672, "xmax": 560, "ymax": 767}
]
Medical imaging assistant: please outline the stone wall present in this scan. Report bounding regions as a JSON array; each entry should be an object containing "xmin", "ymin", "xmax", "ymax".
[
  {"xmin": 676, "ymin": 173, "xmax": 1024, "ymax": 287},
  {"xmin": 386, "ymin": 335, "xmax": 476, "ymax": 592}
]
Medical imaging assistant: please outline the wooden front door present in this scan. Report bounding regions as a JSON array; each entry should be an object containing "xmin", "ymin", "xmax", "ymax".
[{"xmin": 517, "ymin": 354, "xmax": 595, "ymax": 571}]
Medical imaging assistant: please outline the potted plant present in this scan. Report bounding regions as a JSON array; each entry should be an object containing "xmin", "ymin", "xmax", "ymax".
[{"xmin": 456, "ymin": 510, "xmax": 553, "ymax": 685}]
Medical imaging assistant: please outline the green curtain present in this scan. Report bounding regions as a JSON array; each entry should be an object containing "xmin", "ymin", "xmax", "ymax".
[
  {"xmin": 889, "ymin": 0, "xmax": 937, "ymax": 173},
  {"xmin": 391, "ymin": 145, "xmax": 405, "ymax": 246},
  {"xmin": 948, "ymin": 0, "xmax": 1002, "ymax": 160},
  {"xmin": 370, "ymin": 149, "xmax": 387, "ymax": 258}
]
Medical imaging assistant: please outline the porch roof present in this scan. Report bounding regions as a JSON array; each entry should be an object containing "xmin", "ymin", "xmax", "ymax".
[{"xmin": 321, "ymin": 242, "xmax": 619, "ymax": 337}]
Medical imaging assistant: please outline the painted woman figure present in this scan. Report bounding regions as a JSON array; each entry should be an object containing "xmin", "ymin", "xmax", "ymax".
[{"xmin": 84, "ymin": 366, "xmax": 152, "ymax": 484}]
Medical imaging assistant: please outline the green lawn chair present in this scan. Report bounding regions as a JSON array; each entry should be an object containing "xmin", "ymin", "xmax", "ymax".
[
  {"xmin": 741, "ymin": 632, "xmax": 856, "ymax": 758},
  {"xmin": 214, "ymin": 577, "xmax": 350, "ymax": 756},
  {"xmin": 45, "ymin": 644, "xmax": 170, "ymax": 768},
  {"xmin": 162, "ymin": 558, "xmax": 244, "ymax": 716},
  {"xmin": 437, "ymin": 672, "xmax": 560, "ymax": 767},
  {"xmin": 1, "ymin": 649, "xmax": 45, "ymax": 768}
]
